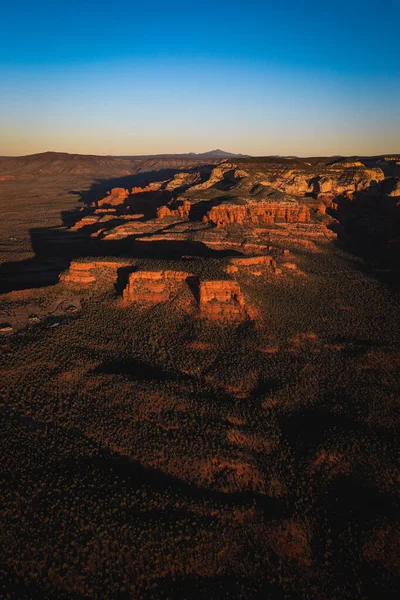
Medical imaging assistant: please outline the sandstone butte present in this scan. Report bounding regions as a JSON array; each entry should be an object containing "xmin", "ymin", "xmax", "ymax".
[
  {"xmin": 122, "ymin": 271, "xmax": 192, "ymax": 305},
  {"xmin": 60, "ymin": 261, "xmax": 131, "ymax": 286},
  {"xmin": 60, "ymin": 261, "xmax": 268, "ymax": 323},
  {"xmin": 121, "ymin": 271, "xmax": 254, "ymax": 322},
  {"xmin": 198, "ymin": 280, "xmax": 251, "ymax": 322}
]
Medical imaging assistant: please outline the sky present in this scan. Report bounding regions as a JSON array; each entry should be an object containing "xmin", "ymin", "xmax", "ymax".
[{"xmin": 0, "ymin": 0, "xmax": 399, "ymax": 157}]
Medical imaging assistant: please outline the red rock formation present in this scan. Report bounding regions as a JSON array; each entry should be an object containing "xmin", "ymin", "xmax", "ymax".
[
  {"xmin": 71, "ymin": 216, "xmax": 101, "ymax": 231},
  {"xmin": 199, "ymin": 280, "xmax": 249, "ymax": 321},
  {"xmin": 94, "ymin": 208, "xmax": 117, "ymax": 215},
  {"xmin": 130, "ymin": 182, "xmax": 164, "ymax": 195},
  {"xmin": 156, "ymin": 200, "xmax": 191, "ymax": 219},
  {"xmin": 123, "ymin": 270, "xmax": 192, "ymax": 305},
  {"xmin": 97, "ymin": 188, "xmax": 129, "ymax": 208},
  {"xmin": 164, "ymin": 172, "xmax": 201, "ymax": 191},
  {"xmin": 231, "ymin": 255, "xmax": 276, "ymax": 267},
  {"xmin": 314, "ymin": 168, "xmax": 385, "ymax": 200},
  {"xmin": 257, "ymin": 163, "xmax": 385, "ymax": 199},
  {"xmin": 0, "ymin": 175, "xmax": 15, "ymax": 181},
  {"xmin": 205, "ymin": 202, "xmax": 310, "ymax": 227},
  {"xmin": 60, "ymin": 261, "xmax": 130, "ymax": 286},
  {"xmin": 60, "ymin": 263, "xmax": 97, "ymax": 285},
  {"xmin": 225, "ymin": 265, "xmax": 239, "ymax": 274},
  {"xmin": 189, "ymin": 163, "xmax": 239, "ymax": 192}
]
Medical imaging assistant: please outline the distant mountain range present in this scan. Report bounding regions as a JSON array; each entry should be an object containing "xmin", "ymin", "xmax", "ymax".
[
  {"xmin": 0, "ymin": 151, "xmax": 226, "ymax": 178},
  {"xmin": 117, "ymin": 149, "xmax": 250, "ymax": 159},
  {"xmin": 0, "ymin": 151, "xmax": 397, "ymax": 179}
]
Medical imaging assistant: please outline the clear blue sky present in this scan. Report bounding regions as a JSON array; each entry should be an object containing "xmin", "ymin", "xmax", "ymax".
[{"xmin": 1, "ymin": 0, "xmax": 399, "ymax": 156}]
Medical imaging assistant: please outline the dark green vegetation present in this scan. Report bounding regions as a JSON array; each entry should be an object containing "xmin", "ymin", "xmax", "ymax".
[{"xmin": 1, "ymin": 158, "xmax": 399, "ymax": 599}]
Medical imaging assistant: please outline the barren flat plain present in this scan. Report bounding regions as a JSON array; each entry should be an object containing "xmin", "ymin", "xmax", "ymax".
[{"xmin": 0, "ymin": 152, "xmax": 399, "ymax": 599}]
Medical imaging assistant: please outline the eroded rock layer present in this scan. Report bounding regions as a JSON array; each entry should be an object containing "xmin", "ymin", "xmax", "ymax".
[
  {"xmin": 199, "ymin": 280, "xmax": 249, "ymax": 321},
  {"xmin": 61, "ymin": 261, "xmax": 130, "ymax": 286},
  {"xmin": 204, "ymin": 202, "xmax": 310, "ymax": 227},
  {"xmin": 123, "ymin": 271, "xmax": 192, "ymax": 305}
]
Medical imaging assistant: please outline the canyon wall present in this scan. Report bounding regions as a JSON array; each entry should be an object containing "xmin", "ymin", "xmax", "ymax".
[{"xmin": 204, "ymin": 202, "xmax": 310, "ymax": 227}]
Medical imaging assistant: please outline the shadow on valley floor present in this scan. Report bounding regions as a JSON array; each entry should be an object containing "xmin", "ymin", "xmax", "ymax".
[
  {"xmin": 3, "ymin": 404, "xmax": 285, "ymax": 514},
  {"xmin": 328, "ymin": 186, "xmax": 400, "ymax": 288},
  {"xmin": 93, "ymin": 356, "xmax": 196, "ymax": 384},
  {"xmin": 1, "ymin": 404, "xmax": 287, "ymax": 598},
  {"xmin": 63, "ymin": 165, "xmax": 212, "ymax": 225},
  {"xmin": 0, "ymin": 169, "xmax": 243, "ymax": 294},
  {"xmin": 0, "ymin": 231, "xmax": 242, "ymax": 293}
]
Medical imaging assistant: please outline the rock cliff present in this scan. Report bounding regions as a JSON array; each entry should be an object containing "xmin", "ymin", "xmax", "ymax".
[
  {"xmin": 60, "ymin": 261, "xmax": 129, "ymax": 286},
  {"xmin": 199, "ymin": 280, "xmax": 251, "ymax": 321},
  {"xmin": 123, "ymin": 271, "xmax": 192, "ymax": 305},
  {"xmin": 204, "ymin": 201, "xmax": 310, "ymax": 227}
]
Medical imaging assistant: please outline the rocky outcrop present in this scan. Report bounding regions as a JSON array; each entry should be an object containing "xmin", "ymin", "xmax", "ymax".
[
  {"xmin": 60, "ymin": 261, "xmax": 130, "ymax": 286},
  {"xmin": 261, "ymin": 171, "xmax": 312, "ymax": 196},
  {"xmin": 0, "ymin": 175, "xmax": 15, "ymax": 181},
  {"xmin": 156, "ymin": 200, "xmax": 191, "ymax": 219},
  {"xmin": 230, "ymin": 255, "xmax": 276, "ymax": 267},
  {"xmin": 204, "ymin": 201, "xmax": 310, "ymax": 227},
  {"xmin": 60, "ymin": 263, "xmax": 97, "ymax": 285},
  {"xmin": 123, "ymin": 270, "xmax": 192, "ymax": 305},
  {"xmin": 97, "ymin": 188, "xmax": 129, "ymax": 208},
  {"xmin": 70, "ymin": 216, "xmax": 102, "ymax": 231},
  {"xmin": 130, "ymin": 182, "xmax": 164, "ymax": 195},
  {"xmin": 314, "ymin": 168, "xmax": 385, "ymax": 200},
  {"xmin": 164, "ymin": 172, "xmax": 202, "ymax": 191},
  {"xmin": 188, "ymin": 163, "xmax": 240, "ymax": 192},
  {"xmin": 199, "ymin": 280, "xmax": 249, "ymax": 321},
  {"xmin": 245, "ymin": 161, "xmax": 385, "ymax": 200},
  {"xmin": 122, "ymin": 272, "xmax": 256, "ymax": 321}
]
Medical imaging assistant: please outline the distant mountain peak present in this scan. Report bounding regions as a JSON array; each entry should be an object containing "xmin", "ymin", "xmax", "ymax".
[{"xmin": 193, "ymin": 149, "xmax": 250, "ymax": 158}]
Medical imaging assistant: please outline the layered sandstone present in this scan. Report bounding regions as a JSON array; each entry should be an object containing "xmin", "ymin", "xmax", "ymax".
[
  {"xmin": 60, "ymin": 263, "xmax": 97, "ymax": 285},
  {"xmin": 123, "ymin": 270, "xmax": 192, "ymax": 305},
  {"xmin": 61, "ymin": 261, "xmax": 130, "ymax": 286},
  {"xmin": 199, "ymin": 280, "xmax": 248, "ymax": 321},
  {"xmin": 204, "ymin": 201, "xmax": 310, "ymax": 227},
  {"xmin": 230, "ymin": 255, "xmax": 276, "ymax": 267}
]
